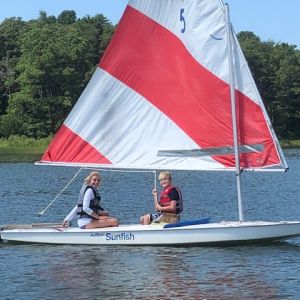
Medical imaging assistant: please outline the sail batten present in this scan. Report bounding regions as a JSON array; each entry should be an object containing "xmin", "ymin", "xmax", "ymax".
[
  {"xmin": 39, "ymin": 0, "xmax": 287, "ymax": 172},
  {"xmin": 158, "ymin": 143, "xmax": 264, "ymax": 157}
]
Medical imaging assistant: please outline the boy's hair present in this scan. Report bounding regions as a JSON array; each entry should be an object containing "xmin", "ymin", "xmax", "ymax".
[{"xmin": 158, "ymin": 171, "xmax": 172, "ymax": 181}]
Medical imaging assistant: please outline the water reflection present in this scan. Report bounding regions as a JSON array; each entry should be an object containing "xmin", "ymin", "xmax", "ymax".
[
  {"xmin": 24, "ymin": 245, "xmax": 290, "ymax": 300},
  {"xmin": 2, "ymin": 241, "xmax": 300, "ymax": 299}
]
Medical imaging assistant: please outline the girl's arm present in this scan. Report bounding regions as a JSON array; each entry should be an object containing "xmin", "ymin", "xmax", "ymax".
[{"xmin": 63, "ymin": 205, "xmax": 77, "ymax": 227}]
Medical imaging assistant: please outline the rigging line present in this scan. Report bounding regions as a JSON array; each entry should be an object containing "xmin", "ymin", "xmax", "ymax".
[{"xmin": 36, "ymin": 168, "xmax": 83, "ymax": 219}]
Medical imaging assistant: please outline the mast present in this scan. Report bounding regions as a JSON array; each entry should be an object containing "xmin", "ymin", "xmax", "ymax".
[{"xmin": 225, "ymin": 4, "xmax": 244, "ymax": 222}]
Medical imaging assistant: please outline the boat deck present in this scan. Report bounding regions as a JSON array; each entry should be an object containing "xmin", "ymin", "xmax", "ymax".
[{"xmin": 0, "ymin": 223, "xmax": 64, "ymax": 242}]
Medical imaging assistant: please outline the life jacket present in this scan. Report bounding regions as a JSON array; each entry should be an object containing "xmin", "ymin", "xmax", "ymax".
[
  {"xmin": 159, "ymin": 186, "xmax": 183, "ymax": 214},
  {"xmin": 77, "ymin": 184, "xmax": 103, "ymax": 219}
]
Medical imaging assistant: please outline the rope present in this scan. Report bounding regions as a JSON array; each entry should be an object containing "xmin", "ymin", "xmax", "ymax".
[{"xmin": 36, "ymin": 168, "xmax": 83, "ymax": 219}]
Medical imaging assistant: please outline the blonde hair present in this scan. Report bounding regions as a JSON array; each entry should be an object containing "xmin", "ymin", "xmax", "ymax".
[
  {"xmin": 84, "ymin": 171, "xmax": 101, "ymax": 184},
  {"xmin": 158, "ymin": 171, "xmax": 172, "ymax": 181}
]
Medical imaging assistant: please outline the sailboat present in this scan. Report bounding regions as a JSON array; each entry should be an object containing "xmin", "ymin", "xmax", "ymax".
[{"xmin": 2, "ymin": 0, "xmax": 300, "ymax": 245}]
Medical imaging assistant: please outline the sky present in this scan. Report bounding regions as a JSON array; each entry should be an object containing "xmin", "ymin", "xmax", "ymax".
[{"xmin": 0, "ymin": 0, "xmax": 299, "ymax": 49}]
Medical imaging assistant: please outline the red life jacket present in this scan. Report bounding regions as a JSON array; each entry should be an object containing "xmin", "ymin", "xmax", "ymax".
[{"xmin": 159, "ymin": 186, "xmax": 183, "ymax": 213}]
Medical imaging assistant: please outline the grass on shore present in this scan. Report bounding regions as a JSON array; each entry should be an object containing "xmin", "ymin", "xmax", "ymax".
[
  {"xmin": 0, "ymin": 135, "xmax": 51, "ymax": 155},
  {"xmin": 280, "ymin": 139, "xmax": 300, "ymax": 148}
]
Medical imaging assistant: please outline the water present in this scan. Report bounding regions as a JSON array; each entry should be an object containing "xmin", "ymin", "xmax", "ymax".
[{"xmin": 1, "ymin": 149, "xmax": 300, "ymax": 299}]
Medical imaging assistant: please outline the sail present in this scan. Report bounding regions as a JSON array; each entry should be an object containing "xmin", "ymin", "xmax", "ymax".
[{"xmin": 39, "ymin": 0, "xmax": 287, "ymax": 171}]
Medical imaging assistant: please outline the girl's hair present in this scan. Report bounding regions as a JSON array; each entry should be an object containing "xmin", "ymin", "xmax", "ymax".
[
  {"xmin": 158, "ymin": 171, "xmax": 172, "ymax": 180},
  {"xmin": 84, "ymin": 171, "xmax": 101, "ymax": 184}
]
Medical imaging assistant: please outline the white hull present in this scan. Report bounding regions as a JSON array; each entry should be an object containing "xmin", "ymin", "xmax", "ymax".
[{"xmin": 2, "ymin": 221, "xmax": 300, "ymax": 245}]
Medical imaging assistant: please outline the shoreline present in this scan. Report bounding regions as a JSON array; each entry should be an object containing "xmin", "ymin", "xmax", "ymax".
[{"xmin": 0, "ymin": 144, "xmax": 299, "ymax": 163}]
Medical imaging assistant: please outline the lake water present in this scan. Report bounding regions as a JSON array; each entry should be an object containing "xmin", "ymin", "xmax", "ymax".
[{"xmin": 1, "ymin": 149, "xmax": 300, "ymax": 299}]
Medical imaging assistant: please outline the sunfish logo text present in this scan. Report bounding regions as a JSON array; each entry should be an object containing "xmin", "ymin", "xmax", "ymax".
[{"xmin": 106, "ymin": 232, "xmax": 135, "ymax": 241}]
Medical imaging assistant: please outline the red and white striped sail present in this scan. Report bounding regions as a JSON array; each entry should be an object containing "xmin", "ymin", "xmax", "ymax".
[{"xmin": 39, "ymin": 0, "xmax": 287, "ymax": 171}]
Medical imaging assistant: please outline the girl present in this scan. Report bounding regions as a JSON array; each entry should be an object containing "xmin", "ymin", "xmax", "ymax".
[{"xmin": 63, "ymin": 171, "xmax": 119, "ymax": 229}]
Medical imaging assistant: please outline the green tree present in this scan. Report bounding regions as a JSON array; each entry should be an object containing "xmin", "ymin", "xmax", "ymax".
[
  {"xmin": 238, "ymin": 31, "xmax": 300, "ymax": 139},
  {"xmin": 0, "ymin": 17, "xmax": 25, "ymax": 116},
  {"xmin": 57, "ymin": 10, "xmax": 76, "ymax": 25},
  {"xmin": 0, "ymin": 11, "xmax": 115, "ymax": 138},
  {"xmin": 5, "ymin": 19, "xmax": 91, "ymax": 137},
  {"xmin": 270, "ymin": 43, "xmax": 300, "ymax": 138},
  {"xmin": 37, "ymin": 10, "xmax": 57, "ymax": 24}
]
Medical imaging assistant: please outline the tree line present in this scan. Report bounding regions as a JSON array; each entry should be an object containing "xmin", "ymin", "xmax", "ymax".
[{"xmin": 0, "ymin": 11, "xmax": 299, "ymax": 140}]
